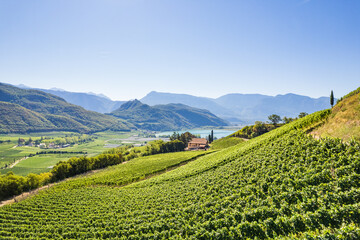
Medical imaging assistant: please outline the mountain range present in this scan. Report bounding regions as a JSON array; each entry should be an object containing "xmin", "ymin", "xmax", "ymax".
[
  {"xmin": 0, "ymin": 83, "xmax": 133, "ymax": 133},
  {"xmin": 19, "ymin": 87, "xmax": 331, "ymax": 124},
  {"xmin": 1, "ymin": 83, "xmax": 230, "ymax": 133},
  {"xmin": 14, "ymin": 84, "xmax": 331, "ymax": 124},
  {"xmin": 15, "ymin": 85, "xmax": 125, "ymax": 113},
  {"xmin": 110, "ymin": 100, "xmax": 228, "ymax": 131},
  {"xmin": 141, "ymin": 91, "xmax": 331, "ymax": 124}
]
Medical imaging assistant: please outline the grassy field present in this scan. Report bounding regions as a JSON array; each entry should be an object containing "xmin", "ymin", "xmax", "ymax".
[
  {"xmin": 312, "ymin": 92, "xmax": 360, "ymax": 141},
  {"xmin": 5, "ymin": 154, "xmax": 81, "ymax": 176},
  {"xmin": 0, "ymin": 131, "xmax": 142, "ymax": 176}
]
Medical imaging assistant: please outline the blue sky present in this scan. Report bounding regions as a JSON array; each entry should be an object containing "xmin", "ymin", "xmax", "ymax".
[{"xmin": 0, "ymin": 0, "xmax": 359, "ymax": 100}]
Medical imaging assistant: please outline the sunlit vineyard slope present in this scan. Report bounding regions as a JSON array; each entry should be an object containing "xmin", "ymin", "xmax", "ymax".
[{"xmin": 1, "ymin": 108, "xmax": 360, "ymax": 239}]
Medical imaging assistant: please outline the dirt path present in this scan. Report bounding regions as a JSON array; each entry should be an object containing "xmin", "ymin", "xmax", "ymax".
[
  {"xmin": 90, "ymin": 153, "xmax": 209, "ymax": 189},
  {"xmin": 0, "ymin": 152, "xmax": 210, "ymax": 207},
  {"xmin": 0, "ymin": 152, "xmax": 209, "ymax": 207},
  {"xmin": 0, "ymin": 161, "xmax": 130, "ymax": 207},
  {"xmin": 0, "ymin": 183, "xmax": 56, "ymax": 207},
  {"xmin": 8, "ymin": 156, "xmax": 28, "ymax": 168}
]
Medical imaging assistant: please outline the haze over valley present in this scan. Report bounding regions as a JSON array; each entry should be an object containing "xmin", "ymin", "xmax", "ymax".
[{"xmin": 14, "ymin": 83, "xmax": 332, "ymax": 125}]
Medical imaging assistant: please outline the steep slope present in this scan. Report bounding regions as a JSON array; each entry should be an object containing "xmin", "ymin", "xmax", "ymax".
[
  {"xmin": 5, "ymin": 109, "xmax": 360, "ymax": 238},
  {"xmin": 0, "ymin": 102, "xmax": 56, "ymax": 133},
  {"xmin": 110, "ymin": 100, "xmax": 228, "ymax": 131},
  {"xmin": 311, "ymin": 87, "xmax": 360, "ymax": 141},
  {"xmin": 0, "ymin": 83, "xmax": 133, "ymax": 133}
]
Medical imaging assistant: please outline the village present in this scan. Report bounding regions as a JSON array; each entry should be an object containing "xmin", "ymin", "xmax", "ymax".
[
  {"xmin": 15, "ymin": 134, "xmax": 94, "ymax": 149},
  {"xmin": 16, "ymin": 138, "xmax": 71, "ymax": 149}
]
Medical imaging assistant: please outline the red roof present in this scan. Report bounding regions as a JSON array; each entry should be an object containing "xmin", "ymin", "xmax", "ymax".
[{"xmin": 188, "ymin": 138, "xmax": 208, "ymax": 144}]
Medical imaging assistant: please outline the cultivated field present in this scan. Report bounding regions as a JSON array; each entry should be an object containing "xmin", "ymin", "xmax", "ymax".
[{"xmin": 0, "ymin": 131, "xmax": 154, "ymax": 176}]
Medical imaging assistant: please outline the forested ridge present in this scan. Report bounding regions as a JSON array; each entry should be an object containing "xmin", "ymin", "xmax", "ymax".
[
  {"xmin": 0, "ymin": 83, "xmax": 133, "ymax": 133},
  {"xmin": 110, "ymin": 100, "xmax": 228, "ymax": 131}
]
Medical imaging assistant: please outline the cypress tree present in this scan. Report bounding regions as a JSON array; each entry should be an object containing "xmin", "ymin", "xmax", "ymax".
[{"xmin": 330, "ymin": 90, "xmax": 334, "ymax": 107}]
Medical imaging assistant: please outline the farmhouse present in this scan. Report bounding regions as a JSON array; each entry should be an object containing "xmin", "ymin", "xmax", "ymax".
[
  {"xmin": 187, "ymin": 138, "xmax": 209, "ymax": 150},
  {"xmin": 39, "ymin": 143, "xmax": 46, "ymax": 149}
]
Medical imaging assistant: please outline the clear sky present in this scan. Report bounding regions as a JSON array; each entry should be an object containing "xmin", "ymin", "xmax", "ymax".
[{"xmin": 0, "ymin": 0, "xmax": 359, "ymax": 100}]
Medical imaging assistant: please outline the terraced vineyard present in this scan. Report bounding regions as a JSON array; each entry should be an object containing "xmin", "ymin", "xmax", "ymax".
[
  {"xmin": 64, "ymin": 151, "xmax": 210, "ymax": 188},
  {"xmin": 1, "ymin": 109, "xmax": 360, "ymax": 239}
]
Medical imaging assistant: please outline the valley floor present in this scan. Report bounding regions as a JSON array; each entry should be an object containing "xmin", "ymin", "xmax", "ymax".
[{"xmin": 0, "ymin": 131, "xmax": 158, "ymax": 176}]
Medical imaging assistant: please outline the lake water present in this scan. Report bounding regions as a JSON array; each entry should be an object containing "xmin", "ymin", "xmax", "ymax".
[{"xmin": 156, "ymin": 129, "xmax": 238, "ymax": 139}]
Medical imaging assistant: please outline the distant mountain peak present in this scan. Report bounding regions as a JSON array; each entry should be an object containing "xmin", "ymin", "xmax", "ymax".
[
  {"xmin": 88, "ymin": 92, "xmax": 112, "ymax": 100},
  {"xmin": 50, "ymin": 87, "xmax": 66, "ymax": 91},
  {"xmin": 118, "ymin": 99, "xmax": 146, "ymax": 110},
  {"xmin": 15, "ymin": 84, "xmax": 31, "ymax": 89},
  {"xmin": 110, "ymin": 99, "xmax": 228, "ymax": 131}
]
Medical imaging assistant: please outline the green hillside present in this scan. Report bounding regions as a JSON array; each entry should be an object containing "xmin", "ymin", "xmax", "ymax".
[
  {"xmin": 0, "ymin": 102, "xmax": 56, "ymax": 133},
  {"xmin": 110, "ymin": 100, "xmax": 228, "ymax": 131},
  {"xmin": 230, "ymin": 122, "xmax": 280, "ymax": 139},
  {"xmin": 210, "ymin": 136, "xmax": 245, "ymax": 150},
  {"xmin": 1, "ymin": 90, "xmax": 360, "ymax": 238},
  {"xmin": 311, "ymin": 87, "xmax": 360, "ymax": 141},
  {"xmin": 0, "ymin": 83, "xmax": 133, "ymax": 133}
]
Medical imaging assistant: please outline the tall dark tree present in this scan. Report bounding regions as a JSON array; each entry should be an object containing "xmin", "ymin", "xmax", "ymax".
[
  {"xmin": 330, "ymin": 90, "xmax": 334, "ymax": 107},
  {"xmin": 283, "ymin": 117, "xmax": 294, "ymax": 124},
  {"xmin": 170, "ymin": 132, "xmax": 180, "ymax": 141},
  {"xmin": 268, "ymin": 114, "xmax": 281, "ymax": 126},
  {"xmin": 298, "ymin": 112, "xmax": 308, "ymax": 118}
]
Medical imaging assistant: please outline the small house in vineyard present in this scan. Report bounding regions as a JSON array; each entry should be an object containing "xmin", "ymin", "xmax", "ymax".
[{"xmin": 187, "ymin": 138, "xmax": 209, "ymax": 150}]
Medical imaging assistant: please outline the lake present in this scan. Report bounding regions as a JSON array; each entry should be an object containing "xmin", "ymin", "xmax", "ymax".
[{"xmin": 156, "ymin": 129, "xmax": 238, "ymax": 139}]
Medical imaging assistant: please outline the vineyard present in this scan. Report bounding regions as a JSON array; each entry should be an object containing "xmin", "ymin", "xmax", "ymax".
[
  {"xmin": 1, "ymin": 109, "xmax": 360, "ymax": 239},
  {"xmin": 62, "ymin": 150, "xmax": 210, "ymax": 188},
  {"xmin": 210, "ymin": 137, "xmax": 245, "ymax": 150}
]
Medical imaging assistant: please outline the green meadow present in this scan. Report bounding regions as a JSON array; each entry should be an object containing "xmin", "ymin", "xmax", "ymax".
[{"xmin": 0, "ymin": 131, "xmax": 141, "ymax": 176}]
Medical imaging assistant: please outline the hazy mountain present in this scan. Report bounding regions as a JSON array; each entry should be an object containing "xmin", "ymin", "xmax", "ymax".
[
  {"xmin": 141, "ymin": 91, "xmax": 331, "ymax": 124},
  {"xmin": 140, "ymin": 91, "xmax": 241, "ymax": 123},
  {"xmin": 88, "ymin": 92, "xmax": 112, "ymax": 100},
  {"xmin": 14, "ymin": 84, "xmax": 124, "ymax": 113},
  {"xmin": 35, "ymin": 89, "xmax": 124, "ymax": 113},
  {"xmin": 110, "ymin": 100, "xmax": 228, "ymax": 131},
  {"xmin": 12, "ymin": 84, "xmax": 331, "ymax": 124},
  {"xmin": 0, "ymin": 83, "xmax": 133, "ymax": 133}
]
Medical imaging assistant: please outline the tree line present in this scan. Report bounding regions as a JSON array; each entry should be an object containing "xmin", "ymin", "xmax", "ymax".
[
  {"xmin": 31, "ymin": 150, "xmax": 87, "ymax": 156},
  {"xmin": 17, "ymin": 134, "xmax": 95, "ymax": 146},
  {"xmin": 232, "ymin": 112, "xmax": 310, "ymax": 139},
  {"xmin": 0, "ymin": 139, "xmax": 186, "ymax": 201},
  {"xmin": 268, "ymin": 112, "xmax": 308, "ymax": 125}
]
